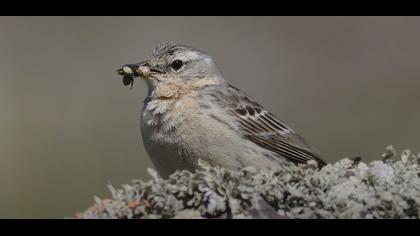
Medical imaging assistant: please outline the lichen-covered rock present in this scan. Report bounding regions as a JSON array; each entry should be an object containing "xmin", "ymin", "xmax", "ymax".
[{"xmin": 76, "ymin": 146, "xmax": 420, "ymax": 219}]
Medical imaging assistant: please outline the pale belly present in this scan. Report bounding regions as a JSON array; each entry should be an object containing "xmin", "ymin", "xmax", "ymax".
[{"xmin": 140, "ymin": 113, "xmax": 239, "ymax": 177}]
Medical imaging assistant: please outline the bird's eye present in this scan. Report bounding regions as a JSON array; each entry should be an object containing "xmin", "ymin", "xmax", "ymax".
[{"xmin": 170, "ymin": 59, "xmax": 184, "ymax": 71}]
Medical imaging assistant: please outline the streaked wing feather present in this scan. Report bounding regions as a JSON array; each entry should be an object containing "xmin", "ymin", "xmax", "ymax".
[{"xmin": 225, "ymin": 85, "xmax": 326, "ymax": 167}]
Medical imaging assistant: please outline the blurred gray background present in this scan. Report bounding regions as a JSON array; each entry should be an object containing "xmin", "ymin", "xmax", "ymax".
[{"xmin": 1, "ymin": 16, "xmax": 419, "ymax": 218}]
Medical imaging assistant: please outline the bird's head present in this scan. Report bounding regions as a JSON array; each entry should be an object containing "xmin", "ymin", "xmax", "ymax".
[{"xmin": 117, "ymin": 42, "xmax": 224, "ymax": 90}]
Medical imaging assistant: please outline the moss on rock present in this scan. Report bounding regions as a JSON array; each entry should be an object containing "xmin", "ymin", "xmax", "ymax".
[{"xmin": 76, "ymin": 146, "xmax": 420, "ymax": 219}]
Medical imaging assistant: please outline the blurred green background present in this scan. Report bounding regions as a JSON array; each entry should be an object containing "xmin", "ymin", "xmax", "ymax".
[{"xmin": 1, "ymin": 16, "xmax": 419, "ymax": 218}]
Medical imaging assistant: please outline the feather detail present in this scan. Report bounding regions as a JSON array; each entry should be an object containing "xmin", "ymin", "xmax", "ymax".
[{"xmin": 206, "ymin": 84, "xmax": 327, "ymax": 167}]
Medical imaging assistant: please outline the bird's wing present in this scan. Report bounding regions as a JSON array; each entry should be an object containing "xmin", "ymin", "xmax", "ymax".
[{"xmin": 206, "ymin": 84, "xmax": 327, "ymax": 167}]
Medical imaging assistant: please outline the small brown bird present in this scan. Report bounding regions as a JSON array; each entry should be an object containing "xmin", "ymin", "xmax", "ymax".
[{"xmin": 118, "ymin": 42, "xmax": 326, "ymax": 178}]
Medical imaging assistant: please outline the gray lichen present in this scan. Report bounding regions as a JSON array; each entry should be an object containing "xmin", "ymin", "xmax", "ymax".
[{"xmin": 76, "ymin": 146, "xmax": 420, "ymax": 219}]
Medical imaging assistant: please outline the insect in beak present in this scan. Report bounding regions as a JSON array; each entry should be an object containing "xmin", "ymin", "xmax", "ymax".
[
  {"xmin": 117, "ymin": 61, "xmax": 164, "ymax": 89},
  {"xmin": 116, "ymin": 62, "xmax": 146, "ymax": 89}
]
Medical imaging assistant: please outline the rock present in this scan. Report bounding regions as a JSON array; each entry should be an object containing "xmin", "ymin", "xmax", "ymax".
[{"xmin": 76, "ymin": 147, "xmax": 420, "ymax": 219}]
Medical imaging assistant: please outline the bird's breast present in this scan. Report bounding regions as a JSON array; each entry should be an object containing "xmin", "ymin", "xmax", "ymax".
[{"xmin": 140, "ymin": 93, "xmax": 202, "ymax": 144}]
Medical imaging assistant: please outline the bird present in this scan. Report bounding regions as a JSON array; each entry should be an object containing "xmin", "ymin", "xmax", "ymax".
[{"xmin": 117, "ymin": 41, "xmax": 326, "ymax": 178}]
